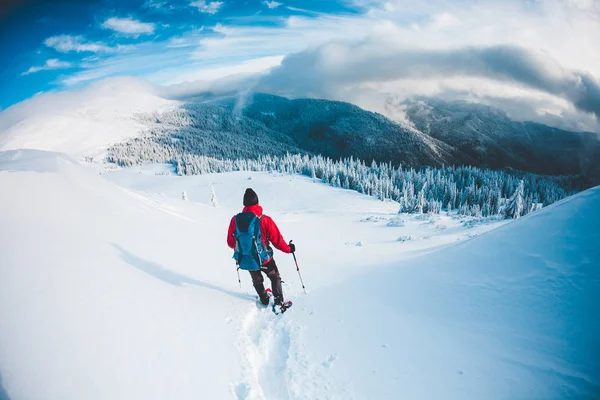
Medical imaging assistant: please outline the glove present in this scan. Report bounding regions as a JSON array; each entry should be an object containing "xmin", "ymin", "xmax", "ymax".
[{"xmin": 288, "ymin": 242, "xmax": 296, "ymax": 253}]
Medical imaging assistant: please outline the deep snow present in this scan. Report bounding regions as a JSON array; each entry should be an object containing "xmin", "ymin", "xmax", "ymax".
[{"xmin": 0, "ymin": 150, "xmax": 598, "ymax": 399}]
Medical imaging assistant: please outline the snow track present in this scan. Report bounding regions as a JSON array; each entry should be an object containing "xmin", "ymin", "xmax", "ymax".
[
  {"xmin": 234, "ymin": 302, "xmax": 341, "ymax": 400},
  {"xmin": 235, "ymin": 305, "xmax": 294, "ymax": 400}
]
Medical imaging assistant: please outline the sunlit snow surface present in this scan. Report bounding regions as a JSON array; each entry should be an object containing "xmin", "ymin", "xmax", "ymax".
[
  {"xmin": 0, "ymin": 78, "xmax": 178, "ymax": 159},
  {"xmin": 0, "ymin": 151, "xmax": 598, "ymax": 399}
]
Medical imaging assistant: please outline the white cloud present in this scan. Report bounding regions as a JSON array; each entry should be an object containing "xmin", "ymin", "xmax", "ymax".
[
  {"xmin": 286, "ymin": 6, "xmax": 317, "ymax": 14},
  {"xmin": 36, "ymin": 0, "xmax": 600, "ymax": 131},
  {"xmin": 171, "ymin": 0, "xmax": 598, "ymax": 131},
  {"xmin": 264, "ymin": 1, "xmax": 282, "ymax": 9},
  {"xmin": 165, "ymin": 27, "xmax": 205, "ymax": 48},
  {"xmin": 21, "ymin": 59, "xmax": 72, "ymax": 76},
  {"xmin": 167, "ymin": 37, "xmax": 193, "ymax": 48},
  {"xmin": 427, "ymin": 12, "xmax": 461, "ymax": 31},
  {"xmin": 190, "ymin": 15, "xmax": 372, "ymax": 61},
  {"xmin": 190, "ymin": 0, "xmax": 224, "ymax": 14},
  {"xmin": 143, "ymin": 0, "xmax": 179, "ymax": 12},
  {"xmin": 44, "ymin": 35, "xmax": 115, "ymax": 53},
  {"xmin": 153, "ymin": 55, "xmax": 284, "ymax": 86},
  {"xmin": 61, "ymin": 68, "xmax": 113, "ymax": 86},
  {"xmin": 101, "ymin": 17, "xmax": 155, "ymax": 36},
  {"xmin": 257, "ymin": 40, "xmax": 600, "ymax": 120},
  {"xmin": 144, "ymin": 0, "xmax": 167, "ymax": 8},
  {"xmin": 58, "ymin": 44, "xmax": 192, "ymax": 86}
]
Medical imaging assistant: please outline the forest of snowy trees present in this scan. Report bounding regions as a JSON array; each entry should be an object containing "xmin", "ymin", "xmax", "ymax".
[
  {"xmin": 105, "ymin": 102, "xmax": 582, "ymax": 219},
  {"xmin": 106, "ymin": 103, "xmax": 301, "ymax": 165},
  {"xmin": 139, "ymin": 152, "xmax": 574, "ymax": 219}
]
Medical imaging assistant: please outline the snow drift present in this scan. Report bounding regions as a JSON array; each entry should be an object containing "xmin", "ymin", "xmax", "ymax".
[{"xmin": 0, "ymin": 150, "xmax": 598, "ymax": 399}]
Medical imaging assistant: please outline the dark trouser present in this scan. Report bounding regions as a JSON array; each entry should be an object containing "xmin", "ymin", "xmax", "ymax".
[{"xmin": 249, "ymin": 259, "xmax": 284, "ymax": 304}]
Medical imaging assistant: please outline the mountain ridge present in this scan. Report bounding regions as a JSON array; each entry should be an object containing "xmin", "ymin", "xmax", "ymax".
[
  {"xmin": 404, "ymin": 97, "xmax": 600, "ymax": 179},
  {"xmin": 0, "ymin": 77, "xmax": 596, "ymax": 181},
  {"xmin": 108, "ymin": 92, "xmax": 598, "ymax": 184}
]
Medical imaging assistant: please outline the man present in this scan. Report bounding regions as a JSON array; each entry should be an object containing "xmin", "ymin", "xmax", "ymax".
[{"xmin": 227, "ymin": 188, "xmax": 295, "ymax": 308}]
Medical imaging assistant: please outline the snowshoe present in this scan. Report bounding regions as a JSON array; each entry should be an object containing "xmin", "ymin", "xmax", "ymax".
[
  {"xmin": 257, "ymin": 288, "xmax": 272, "ymax": 306},
  {"xmin": 272, "ymin": 300, "xmax": 293, "ymax": 315}
]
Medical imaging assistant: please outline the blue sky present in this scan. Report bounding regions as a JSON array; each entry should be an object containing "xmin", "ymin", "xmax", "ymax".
[
  {"xmin": 1, "ymin": 0, "xmax": 599, "ymax": 132},
  {"xmin": 0, "ymin": 0, "xmax": 358, "ymax": 109}
]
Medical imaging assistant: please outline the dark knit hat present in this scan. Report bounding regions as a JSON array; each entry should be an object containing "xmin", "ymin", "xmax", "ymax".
[{"xmin": 243, "ymin": 188, "xmax": 259, "ymax": 206}]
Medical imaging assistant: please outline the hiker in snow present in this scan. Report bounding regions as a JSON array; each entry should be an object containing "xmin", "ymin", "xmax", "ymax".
[{"xmin": 227, "ymin": 188, "xmax": 295, "ymax": 308}]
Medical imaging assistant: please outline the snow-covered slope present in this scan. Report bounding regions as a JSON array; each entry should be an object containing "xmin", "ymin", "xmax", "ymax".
[
  {"xmin": 0, "ymin": 78, "xmax": 178, "ymax": 159},
  {"xmin": 0, "ymin": 151, "xmax": 598, "ymax": 399},
  {"xmin": 295, "ymin": 182, "xmax": 600, "ymax": 398}
]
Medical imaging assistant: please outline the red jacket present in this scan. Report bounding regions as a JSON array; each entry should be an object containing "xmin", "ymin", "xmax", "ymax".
[{"xmin": 227, "ymin": 204, "xmax": 292, "ymax": 263}]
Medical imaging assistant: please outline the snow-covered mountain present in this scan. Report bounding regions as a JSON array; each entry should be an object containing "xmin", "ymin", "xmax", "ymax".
[
  {"xmin": 0, "ymin": 77, "xmax": 179, "ymax": 159},
  {"xmin": 107, "ymin": 100, "xmax": 304, "ymax": 166},
  {"xmin": 240, "ymin": 93, "xmax": 465, "ymax": 167},
  {"xmin": 0, "ymin": 150, "xmax": 598, "ymax": 399},
  {"xmin": 0, "ymin": 77, "xmax": 583, "ymax": 223},
  {"xmin": 1, "ymin": 78, "xmax": 597, "ymax": 184},
  {"xmin": 107, "ymin": 92, "xmax": 467, "ymax": 169},
  {"xmin": 108, "ymin": 91, "xmax": 599, "ymax": 182},
  {"xmin": 405, "ymin": 98, "xmax": 600, "ymax": 180}
]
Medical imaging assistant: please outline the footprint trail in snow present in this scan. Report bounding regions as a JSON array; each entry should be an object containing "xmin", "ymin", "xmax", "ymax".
[{"xmin": 233, "ymin": 303, "xmax": 340, "ymax": 400}]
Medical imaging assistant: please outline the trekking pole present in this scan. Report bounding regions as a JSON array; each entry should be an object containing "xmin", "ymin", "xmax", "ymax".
[
  {"xmin": 236, "ymin": 266, "xmax": 241, "ymax": 288},
  {"xmin": 290, "ymin": 241, "xmax": 307, "ymax": 294}
]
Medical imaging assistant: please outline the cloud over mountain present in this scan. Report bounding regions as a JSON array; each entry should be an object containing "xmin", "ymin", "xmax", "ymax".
[{"xmin": 258, "ymin": 42, "xmax": 600, "ymax": 120}]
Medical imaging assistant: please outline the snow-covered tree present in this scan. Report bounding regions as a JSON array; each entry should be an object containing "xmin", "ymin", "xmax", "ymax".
[
  {"xmin": 417, "ymin": 182, "xmax": 427, "ymax": 213},
  {"xmin": 343, "ymin": 176, "xmax": 350, "ymax": 189},
  {"xmin": 504, "ymin": 179, "xmax": 524, "ymax": 219},
  {"xmin": 210, "ymin": 185, "xmax": 219, "ymax": 207}
]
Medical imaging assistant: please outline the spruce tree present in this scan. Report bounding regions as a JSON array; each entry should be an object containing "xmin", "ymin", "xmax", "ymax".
[{"xmin": 504, "ymin": 180, "xmax": 524, "ymax": 219}]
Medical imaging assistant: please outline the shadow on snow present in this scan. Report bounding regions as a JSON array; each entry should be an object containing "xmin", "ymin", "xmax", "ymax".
[
  {"xmin": 111, "ymin": 243, "xmax": 254, "ymax": 302},
  {"xmin": 0, "ymin": 372, "xmax": 11, "ymax": 400}
]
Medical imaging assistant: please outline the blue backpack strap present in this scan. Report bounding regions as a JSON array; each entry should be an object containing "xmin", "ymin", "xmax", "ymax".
[
  {"xmin": 254, "ymin": 215, "xmax": 263, "ymax": 239},
  {"xmin": 253, "ymin": 215, "xmax": 273, "ymax": 265}
]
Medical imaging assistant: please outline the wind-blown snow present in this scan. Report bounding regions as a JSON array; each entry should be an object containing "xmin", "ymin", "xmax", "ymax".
[
  {"xmin": 0, "ymin": 151, "xmax": 598, "ymax": 399},
  {"xmin": 0, "ymin": 78, "xmax": 178, "ymax": 159}
]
